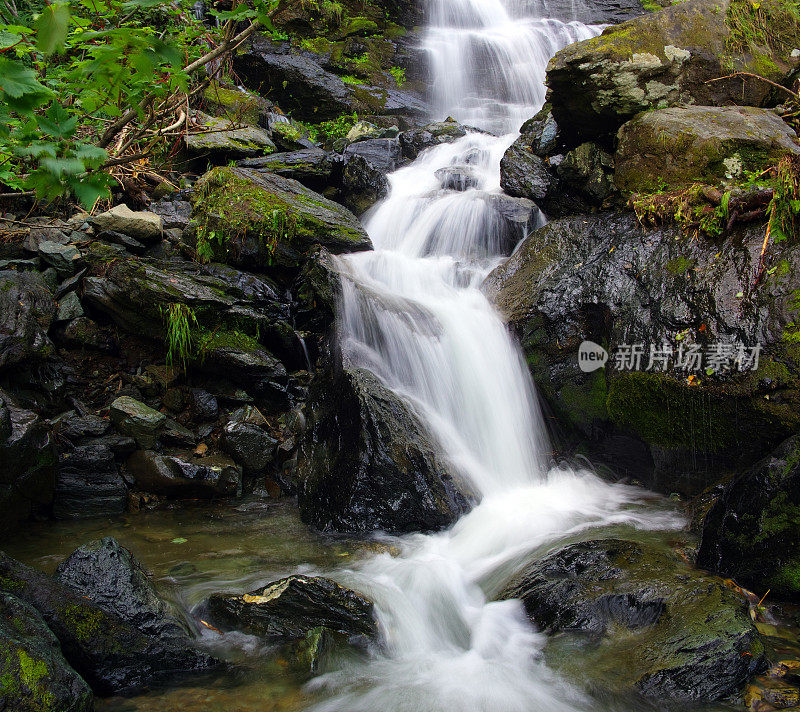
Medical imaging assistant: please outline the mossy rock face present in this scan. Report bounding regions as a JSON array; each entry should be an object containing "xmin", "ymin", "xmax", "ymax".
[
  {"xmin": 499, "ymin": 538, "xmax": 764, "ymax": 702},
  {"xmin": 0, "ymin": 592, "xmax": 93, "ymax": 712},
  {"xmin": 202, "ymin": 81, "xmax": 273, "ymax": 126},
  {"xmin": 297, "ymin": 365, "xmax": 473, "ymax": 533},
  {"xmin": 698, "ymin": 435, "xmax": 800, "ymax": 600},
  {"xmin": 483, "ymin": 211, "xmax": 800, "ymax": 494},
  {"xmin": 192, "ymin": 166, "xmax": 371, "ymax": 273},
  {"xmin": 184, "ymin": 112, "xmax": 276, "ymax": 160},
  {"xmin": 616, "ymin": 106, "xmax": 800, "ymax": 192},
  {"xmin": 545, "ymin": 0, "xmax": 800, "ymax": 144},
  {"xmin": 0, "ymin": 553, "xmax": 217, "ymax": 695}
]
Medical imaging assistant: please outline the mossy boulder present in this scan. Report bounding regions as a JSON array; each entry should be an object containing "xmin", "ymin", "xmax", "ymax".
[
  {"xmin": 499, "ymin": 538, "xmax": 764, "ymax": 702},
  {"xmin": 201, "ymin": 81, "xmax": 273, "ymax": 126},
  {"xmin": 239, "ymin": 148, "xmax": 337, "ymax": 192},
  {"xmin": 616, "ymin": 106, "xmax": 800, "ymax": 192},
  {"xmin": 483, "ymin": 211, "xmax": 800, "ymax": 494},
  {"xmin": 545, "ymin": 0, "xmax": 800, "ymax": 144},
  {"xmin": 184, "ymin": 112, "xmax": 276, "ymax": 160},
  {"xmin": 191, "ymin": 166, "xmax": 371, "ymax": 273},
  {"xmin": 297, "ymin": 365, "xmax": 473, "ymax": 533},
  {"xmin": 0, "ymin": 553, "xmax": 217, "ymax": 695},
  {"xmin": 698, "ymin": 435, "xmax": 800, "ymax": 600},
  {"xmin": 0, "ymin": 592, "xmax": 92, "ymax": 712}
]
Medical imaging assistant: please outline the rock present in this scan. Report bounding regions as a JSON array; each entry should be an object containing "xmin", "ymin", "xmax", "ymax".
[
  {"xmin": 51, "ymin": 410, "xmax": 109, "ymax": 442},
  {"xmin": 55, "ymin": 291, "xmax": 84, "ymax": 322},
  {"xmin": 399, "ymin": 120, "xmax": 467, "ymax": 159},
  {"xmin": 557, "ymin": 141, "xmax": 615, "ymax": 204},
  {"xmin": 125, "ymin": 449, "xmax": 242, "ymax": 498},
  {"xmin": 337, "ymin": 152, "xmax": 390, "ymax": 215},
  {"xmin": 37, "ymin": 241, "xmax": 80, "ymax": 278},
  {"xmin": 0, "ymin": 270, "xmax": 55, "ymax": 370},
  {"xmin": 500, "ymin": 141, "xmax": 558, "ymax": 201},
  {"xmin": 545, "ymin": 0, "xmax": 800, "ymax": 143},
  {"xmin": 697, "ymin": 435, "xmax": 800, "ymax": 600},
  {"xmin": 298, "ymin": 365, "xmax": 472, "ymax": 533},
  {"xmin": 205, "ymin": 574, "xmax": 377, "ymax": 640},
  {"xmin": 615, "ymin": 106, "xmax": 800, "ymax": 192},
  {"xmin": 483, "ymin": 211, "xmax": 800, "ymax": 493},
  {"xmin": 110, "ymin": 396, "xmax": 166, "ymax": 449},
  {"xmin": 53, "ymin": 317, "xmax": 117, "ymax": 354},
  {"xmin": 295, "ymin": 245, "xmax": 343, "ymax": 334},
  {"xmin": 184, "ymin": 112, "xmax": 276, "ymax": 160},
  {"xmin": 54, "ymin": 537, "xmax": 191, "ymax": 641},
  {"xmin": 499, "ymin": 538, "xmax": 764, "ymax": 701},
  {"xmin": 238, "ymin": 149, "xmax": 336, "ymax": 192},
  {"xmin": 221, "ymin": 416, "xmax": 277, "ymax": 474},
  {"xmin": 0, "ymin": 553, "xmax": 217, "ymax": 695},
  {"xmin": 0, "ymin": 392, "xmax": 56, "ymax": 531},
  {"xmin": 234, "ymin": 36, "xmax": 427, "ymax": 122},
  {"xmin": 192, "ymin": 166, "xmax": 371, "ymax": 271},
  {"xmin": 148, "ymin": 199, "xmax": 192, "ymax": 231},
  {"xmin": 90, "ymin": 204, "xmax": 163, "ymax": 243},
  {"xmin": 343, "ymin": 137, "xmax": 403, "ymax": 175},
  {"xmin": 52, "ymin": 441, "xmax": 127, "ymax": 519},
  {"xmin": 0, "ymin": 592, "xmax": 93, "ymax": 712},
  {"xmin": 96, "ymin": 229, "xmax": 147, "ymax": 255},
  {"xmin": 189, "ymin": 388, "xmax": 218, "ymax": 421},
  {"xmin": 345, "ymin": 121, "xmax": 384, "ymax": 142},
  {"xmin": 201, "ymin": 81, "xmax": 273, "ymax": 126},
  {"xmin": 510, "ymin": 0, "xmax": 649, "ymax": 24},
  {"xmin": 435, "ymin": 165, "xmax": 482, "ymax": 191}
]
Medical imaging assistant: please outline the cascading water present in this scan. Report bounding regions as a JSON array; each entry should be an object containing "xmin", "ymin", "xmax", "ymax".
[{"xmin": 307, "ymin": 2, "xmax": 683, "ymax": 710}]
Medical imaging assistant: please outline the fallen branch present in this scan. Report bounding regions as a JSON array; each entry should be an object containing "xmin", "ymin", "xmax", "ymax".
[{"xmin": 706, "ymin": 72, "xmax": 800, "ymax": 101}]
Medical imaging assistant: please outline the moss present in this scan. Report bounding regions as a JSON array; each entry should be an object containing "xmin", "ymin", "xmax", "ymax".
[
  {"xmin": 203, "ymin": 82, "xmax": 263, "ymax": 125},
  {"xmin": 665, "ymin": 256, "xmax": 694, "ymax": 275},
  {"xmin": 725, "ymin": 0, "xmax": 800, "ymax": 70},
  {"xmin": 560, "ymin": 371, "xmax": 609, "ymax": 430},
  {"xmin": 0, "ymin": 575, "xmax": 23, "ymax": 593},
  {"xmin": 61, "ymin": 603, "xmax": 103, "ymax": 643},
  {"xmin": 771, "ymin": 560, "xmax": 800, "ymax": 593},
  {"xmin": 197, "ymin": 329, "xmax": 262, "ymax": 355}
]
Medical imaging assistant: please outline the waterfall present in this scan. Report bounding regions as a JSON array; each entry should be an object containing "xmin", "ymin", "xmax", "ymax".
[{"xmin": 307, "ymin": 2, "xmax": 682, "ymax": 710}]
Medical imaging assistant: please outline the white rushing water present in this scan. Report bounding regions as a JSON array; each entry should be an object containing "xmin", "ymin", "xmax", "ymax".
[{"xmin": 308, "ymin": 1, "xmax": 683, "ymax": 710}]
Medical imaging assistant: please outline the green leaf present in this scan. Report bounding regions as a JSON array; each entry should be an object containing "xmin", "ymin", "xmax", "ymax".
[
  {"xmin": 0, "ymin": 30, "xmax": 24, "ymax": 49},
  {"xmin": 209, "ymin": 3, "xmax": 257, "ymax": 20},
  {"xmin": 41, "ymin": 156, "xmax": 86, "ymax": 177},
  {"xmin": 35, "ymin": 3, "xmax": 71, "ymax": 56},
  {"xmin": 0, "ymin": 58, "xmax": 49, "ymax": 99},
  {"xmin": 37, "ymin": 102, "xmax": 77, "ymax": 139},
  {"xmin": 69, "ymin": 174, "xmax": 111, "ymax": 208},
  {"xmin": 74, "ymin": 144, "xmax": 108, "ymax": 168},
  {"xmin": 15, "ymin": 141, "xmax": 58, "ymax": 159}
]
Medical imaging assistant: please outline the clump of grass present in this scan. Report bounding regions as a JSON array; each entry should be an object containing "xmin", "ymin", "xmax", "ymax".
[
  {"xmin": 161, "ymin": 303, "xmax": 198, "ymax": 370},
  {"xmin": 726, "ymin": 0, "xmax": 800, "ymax": 61},
  {"xmin": 769, "ymin": 154, "xmax": 800, "ymax": 243},
  {"xmin": 389, "ymin": 66, "xmax": 406, "ymax": 88}
]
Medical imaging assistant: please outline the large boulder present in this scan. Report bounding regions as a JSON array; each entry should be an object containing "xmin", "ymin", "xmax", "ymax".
[
  {"xmin": 483, "ymin": 211, "xmax": 800, "ymax": 493},
  {"xmin": 499, "ymin": 539, "xmax": 764, "ymax": 701},
  {"xmin": 545, "ymin": 0, "xmax": 800, "ymax": 144},
  {"xmin": 191, "ymin": 166, "xmax": 372, "ymax": 273},
  {"xmin": 297, "ymin": 365, "xmax": 471, "ymax": 533},
  {"xmin": 0, "ymin": 553, "xmax": 217, "ymax": 695},
  {"xmin": 205, "ymin": 574, "xmax": 377, "ymax": 640},
  {"xmin": 697, "ymin": 435, "xmax": 800, "ymax": 600},
  {"xmin": 0, "ymin": 391, "xmax": 57, "ymax": 531},
  {"xmin": 54, "ymin": 537, "xmax": 191, "ymax": 642},
  {"xmin": 0, "ymin": 592, "xmax": 93, "ymax": 712},
  {"xmin": 615, "ymin": 106, "xmax": 800, "ymax": 192},
  {"xmin": 0, "ymin": 270, "xmax": 55, "ymax": 370}
]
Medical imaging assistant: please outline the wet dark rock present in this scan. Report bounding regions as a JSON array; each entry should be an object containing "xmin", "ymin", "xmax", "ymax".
[
  {"xmin": 0, "ymin": 553, "xmax": 217, "ymax": 695},
  {"xmin": 343, "ymin": 137, "xmax": 403, "ymax": 174},
  {"xmin": 53, "ymin": 316, "xmax": 117, "ymax": 354},
  {"xmin": 545, "ymin": 0, "xmax": 800, "ymax": 144},
  {"xmin": 38, "ymin": 241, "xmax": 80, "ymax": 278},
  {"xmin": 238, "ymin": 149, "xmax": 336, "ymax": 192},
  {"xmin": 51, "ymin": 410, "xmax": 109, "ymax": 442},
  {"xmin": 189, "ymin": 388, "xmax": 219, "ymax": 421},
  {"xmin": 510, "ymin": 0, "xmax": 649, "ymax": 24},
  {"xmin": 399, "ymin": 120, "xmax": 467, "ymax": 160},
  {"xmin": 205, "ymin": 574, "xmax": 377, "ymax": 640},
  {"xmin": 148, "ymin": 199, "xmax": 192, "ymax": 231},
  {"xmin": 0, "ymin": 270, "xmax": 55, "ymax": 370},
  {"xmin": 126, "ymin": 449, "xmax": 242, "ymax": 498},
  {"xmin": 483, "ymin": 212, "xmax": 800, "ymax": 493},
  {"xmin": 221, "ymin": 417, "xmax": 277, "ymax": 474},
  {"xmin": 55, "ymin": 537, "xmax": 191, "ymax": 641},
  {"xmin": 556, "ymin": 141, "xmax": 615, "ymax": 204},
  {"xmin": 698, "ymin": 435, "xmax": 800, "ymax": 600},
  {"xmin": 499, "ymin": 538, "xmax": 764, "ymax": 701},
  {"xmin": 298, "ymin": 365, "xmax": 472, "ymax": 533},
  {"xmin": 435, "ymin": 165, "xmax": 482, "ymax": 191},
  {"xmin": 295, "ymin": 245, "xmax": 342, "ymax": 335},
  {"xmin": 55, "ymin": 291, "xmax": 84, "ymax": 323},
  {"xmin": 337, "ymin": 153, "xmax": 390, "ymax": 215},
  {"xmin": 0, "ymin": 392, "xmax": 56, "ymax": 531},
  {"xmin": 53, "ymin": 441, "xmax": 127, "ymax": 519},
  {"xmin": 96, "ymin": 229, "xmax": 147, "ymax": 255},
  {"xmin": 0, "ymin": 592, "xmax": 93, "ymax": 712}
]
